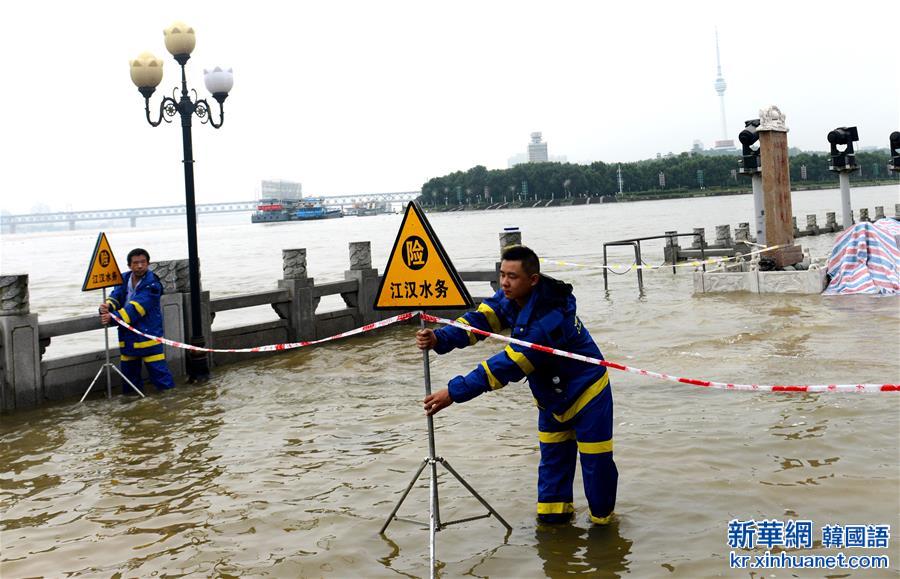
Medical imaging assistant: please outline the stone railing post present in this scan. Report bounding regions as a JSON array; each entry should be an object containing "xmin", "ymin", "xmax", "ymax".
[
  {"xmin": 715, "ymin": 224, "xmax": 732, "ymax": 247},
  {"xmin": 895, "ymin": 204, "xmax": 900, "ymax": 219},
  {"xmin": 734, "ymin": 223, "xmax": 751, "ymax": 242},
  {"xmin": 825, "ymin": 211, "xmax": 838, "ymax": 232},
  {"xmin": 158, "ymin": 258, "xmax": 212, "ymax": 371},
  {"xmin": 691, "ymin": 227, "xmax": 706, "ymax": 249},
  {"xmin": 149, "ymin": 259, "xmax": 190, "ymax": 379},
  {"xmin": 499, "ymin": 228, "xmax": 522, "ymax": 251},
  {"xmin": 859, "ymin": 208, "xmax": 870, "ymax": 222},
  {"xmin": 664, "ymin": 230, "xmax": 681, "ymax": 263},
  {"xmin": 278, "ymin": 249, "xmax": 317, "ymax": 341},
  {"xmin": 805, "ymin": 215, "xmax": 818, "ymax": 235},
  {"xmin": 495, "ymin": 229, "xmax": 523, "ymax": 292},
  {"xmin": 344, "ymin": 241, "xmax": 379, "ymax": 324},
  {"xmin": 875, "ymin": 206, "xmax": 885, "ymax": 220},
  {"xmin": 0, "ymin": 275, "xmax": 42, "ymax": 410},
  {"xmin": 792, "ymin": 216, "xmax": 799, "ymax": 237}
]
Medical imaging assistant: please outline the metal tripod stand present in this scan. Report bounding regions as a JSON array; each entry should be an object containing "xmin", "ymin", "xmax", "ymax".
[
  {"xmin": 80, "ymin": 288, "xmax": 145, "ymax": 402},
  {"xmin": 380, "ymin": 316, "xmax": 511, "ymax": 577}
]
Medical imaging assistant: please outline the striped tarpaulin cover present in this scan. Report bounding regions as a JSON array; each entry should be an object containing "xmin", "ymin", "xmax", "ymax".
[{"xmin": 824, "ymin": 218, "xmax": 900, "ymax": 295}]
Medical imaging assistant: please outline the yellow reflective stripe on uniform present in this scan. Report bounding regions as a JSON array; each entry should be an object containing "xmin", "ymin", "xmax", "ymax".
[
  {"xmin": 577, "ymin": 439, "xmax": 613, "ymax": 454},
  {"xmin": 117, "ymin": 308, "xmax": 131, "ymax": 324},
  {"xmin": 118, "ymin": 341, "xmax": 125, "ymax": 348},
  {"xmin": 505, "ymin": 345, "xmax": 534, "ymax": 375},
  {"xmin": 119, "ymin": 354, "xmax": 137, "ymax": 361},
  {"xmin": 456, "ymin": 317, "xmax": 477, "ymax": 345},
  {"xmin": 106, "ymin": 297, "xmax": 119, "ymax": 308},
  {"xmin": 590, "ymin": 512, "xmax": 614, "ymax": 525},
  {"xmin": 129, "ymin": 300, "xmax": 146, "ymax": 317},
  {"xmin": 142, "ymin": 353, "xmax": 165, "ymax": 363},
  {"xmin": 476, "ymin": 303, "xmax": 502, "ymax": 333},
  {"xmin": 553, "ymin": 372, "xmax": 609, "ymax": 423},
  {"xmin": 537, "ymin": 502, "xmax": 575, "ymax": 515},
  {"xmin": 481, "ymin": 361, "xmax": 504, "ymax": 390},
  {"xmin": 538, "ymin": 430, "xmax": 576, "ymax": 443},
  {"xmin": 133, "ymin": 339, "xmax": 159, "ymax": 349}
]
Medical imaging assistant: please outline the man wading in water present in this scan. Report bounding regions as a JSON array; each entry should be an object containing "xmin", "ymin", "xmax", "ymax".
[
  {"xmin": 415, "ymin": 245, "xmax": 617, "ymax": 525},
  {"xmin": 99, "ymin": 248, "xmax": 175, "ymax": 394}
]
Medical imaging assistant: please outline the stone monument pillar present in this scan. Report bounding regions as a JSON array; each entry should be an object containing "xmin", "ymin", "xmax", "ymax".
[{"xmin": 757, "ymin": 105, "xmax": 803, "ymax": 267}]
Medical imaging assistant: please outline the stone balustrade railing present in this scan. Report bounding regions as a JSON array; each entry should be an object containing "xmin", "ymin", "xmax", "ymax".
[
  {"xmin": 664, "ymin": 205, "xmax": 895, "ymax": 264},
  {"xmin": 0, "ymin": 234, "xmax": 511, "ymax": 411}
]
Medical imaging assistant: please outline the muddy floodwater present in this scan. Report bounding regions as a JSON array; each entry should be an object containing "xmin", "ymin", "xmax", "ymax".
[{"xmin": 2, "ymin": 185, "xmax": 899, "ymax": 577}]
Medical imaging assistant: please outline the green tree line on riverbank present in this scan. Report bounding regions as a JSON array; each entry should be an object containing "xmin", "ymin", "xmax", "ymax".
[{"xmin": 419, "ymin": 149, "xmax": 897, "ymax": 206}]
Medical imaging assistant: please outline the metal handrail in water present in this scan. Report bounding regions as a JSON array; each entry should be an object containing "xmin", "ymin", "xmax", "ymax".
[{"xmin": 603, "ymin": 232, "xmax": 707, "ymax": 292}]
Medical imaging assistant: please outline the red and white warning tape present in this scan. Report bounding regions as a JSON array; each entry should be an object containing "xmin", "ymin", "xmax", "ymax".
[
  {"xmin": 420, "ymin": 313, "xmax": 899, "ymax": 393},
  {"xmin": 110, "ymin": 311, "xmax": 415, "ymax": 353},
  {"xmin": 110, "ymin": 311, "xmax": 898, "ymax": 393}
]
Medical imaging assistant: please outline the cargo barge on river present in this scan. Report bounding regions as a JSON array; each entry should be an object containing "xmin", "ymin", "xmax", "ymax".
[{"xmin": 251, "ymin": 198, "xmax": 343, "ymax": 223}]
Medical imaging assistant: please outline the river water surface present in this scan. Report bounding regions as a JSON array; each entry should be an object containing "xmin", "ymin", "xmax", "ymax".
[{"xmin": 1, "ymin": 185, "xmax": 899, "ymax": 577}]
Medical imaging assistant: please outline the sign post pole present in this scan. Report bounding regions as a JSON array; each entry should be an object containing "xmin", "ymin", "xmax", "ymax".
[
  {"xmin": 103, "ymin": 287, "xmax": 112, "ymax": 398},
  {"xmin": 80, "ymin": 293, "xmax": 145, "ymax": 402},
  {"xmin": 421, "ymin": 312, "xmax": 440, "ymax": 575},
  {"xmin": 374, "ymin": 203, "xmax": 511, "ymax": 576}
]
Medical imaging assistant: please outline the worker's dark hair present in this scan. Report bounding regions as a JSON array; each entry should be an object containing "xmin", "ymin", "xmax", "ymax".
[
  {"xmin": 127, "ymin": 248, "xmax": 150, "ymax": 265},
  {"xmin": 501, "ymin": 245, "xmax": 540, "ymax": 276}
]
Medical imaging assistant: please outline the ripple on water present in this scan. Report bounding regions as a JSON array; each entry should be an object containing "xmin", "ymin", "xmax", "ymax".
[{"xmin": 2, "ymin": 197, "xmax": 899, "ymax": 575}]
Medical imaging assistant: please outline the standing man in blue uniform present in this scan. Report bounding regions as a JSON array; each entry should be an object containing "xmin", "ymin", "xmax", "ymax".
[
  {"xmin": 98, "ymin": 248, "xmax": 175, "ymax": 393},
  {"xmin": 416, "ymin": 245, "xmax": 617, "ymax": 525}
]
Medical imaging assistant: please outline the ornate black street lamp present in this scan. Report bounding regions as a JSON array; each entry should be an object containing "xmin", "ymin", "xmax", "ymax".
[{"xmin": 129, "ymin": 22, "xmax": 233, "ymax": 382}]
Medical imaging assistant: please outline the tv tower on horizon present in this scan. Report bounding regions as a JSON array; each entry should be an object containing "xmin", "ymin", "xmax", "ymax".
[{"xmin": 713, "ymin": 29, "xmax": 735, "ymax": 150}]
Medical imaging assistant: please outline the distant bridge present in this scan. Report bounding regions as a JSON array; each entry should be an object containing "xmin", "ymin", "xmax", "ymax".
[{"xmin": 1, "ymin": 192, "xmax": 420, "ymax": 233}]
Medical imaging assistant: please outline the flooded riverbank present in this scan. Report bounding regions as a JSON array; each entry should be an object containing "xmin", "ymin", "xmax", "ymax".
[{"xmin": 2, "ymin": 186, "xmax": 898, "ymax": 576}]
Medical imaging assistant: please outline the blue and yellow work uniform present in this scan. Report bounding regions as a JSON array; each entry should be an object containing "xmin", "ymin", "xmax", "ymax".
[
  {"xmin": 105, "ymin": 270, "xmax": 175, "ymax": 392},
  {"xmin": 433, "ymin": 275, "xmax": 617, "ymax": 524}
]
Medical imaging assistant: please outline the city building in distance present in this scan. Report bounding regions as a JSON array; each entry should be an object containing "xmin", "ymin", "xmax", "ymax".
[
  {"xmin": 260, "ymin": 179, "xmax": 303, "ymax": 200},
  {"xmin": 508, "ymin": 132, "xmax": 567, "ymax": 167},
  {"xmin": 528, "ymin": 131, "xmax": 549, "ymax": 162}
]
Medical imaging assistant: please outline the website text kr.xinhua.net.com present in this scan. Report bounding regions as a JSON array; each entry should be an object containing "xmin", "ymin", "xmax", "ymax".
[
  {"xmin": 726, "ymin": 519, "xmax": 891, "ymax": 571},
  {"xmin": 729, "ymin": 551, "xmax": 890, "ymax": 570}
]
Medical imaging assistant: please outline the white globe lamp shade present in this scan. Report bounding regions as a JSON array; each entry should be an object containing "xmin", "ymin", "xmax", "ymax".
[{"xmin": 204, "ymin": 67, "xmax": 234, "ymax": 96}]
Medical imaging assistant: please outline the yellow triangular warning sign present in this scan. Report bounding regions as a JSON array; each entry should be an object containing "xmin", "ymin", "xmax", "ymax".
[
  {"xmin": 82, "ymin": 232, "xmax": 124, "ymax": 291},
  {"xmin": 374, "ymin": 202, "xmax": 473, "ymax": 310}
]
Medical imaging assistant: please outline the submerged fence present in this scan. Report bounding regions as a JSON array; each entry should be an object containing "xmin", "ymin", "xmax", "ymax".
[{"xmin": 0, "ymin": 232, "xmax": 523, "ymax": 411}]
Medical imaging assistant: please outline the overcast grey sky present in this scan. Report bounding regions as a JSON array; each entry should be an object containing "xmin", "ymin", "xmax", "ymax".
[{"xmin": 1, "ymin": 0, "xmax": 897, "ymax": 214}]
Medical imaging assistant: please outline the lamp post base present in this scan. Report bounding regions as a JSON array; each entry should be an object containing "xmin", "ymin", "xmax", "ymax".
[{"xmin": 186, "ymin": 337, "xmax": 210, "ymax": 383}]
